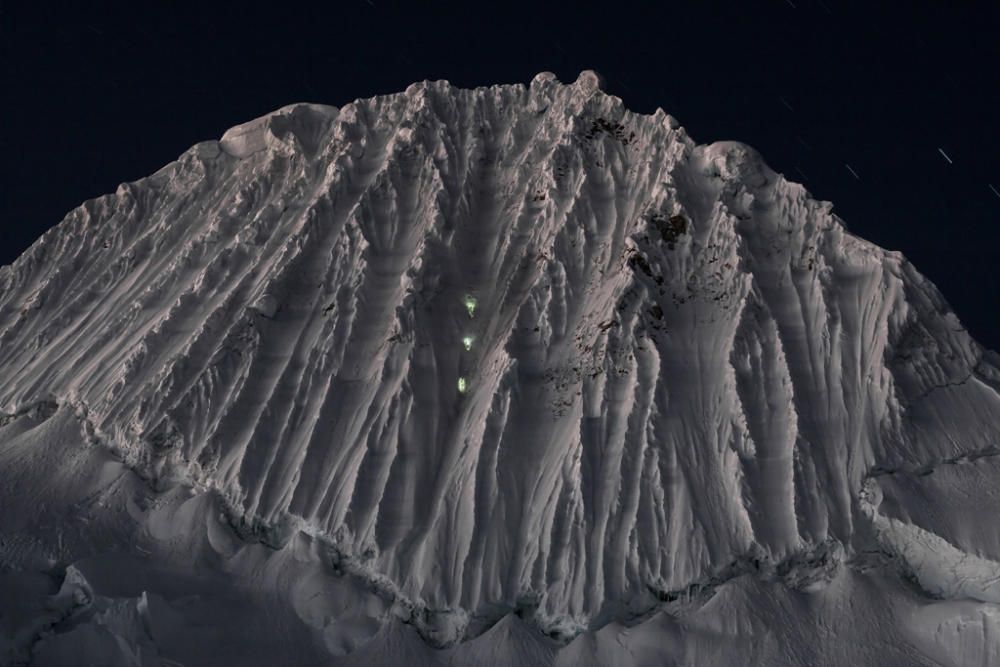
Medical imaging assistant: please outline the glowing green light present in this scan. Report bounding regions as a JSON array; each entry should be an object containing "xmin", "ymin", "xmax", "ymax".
[
  {"xmin": 457, "ymin": 377, "xmax": 468, "ymax": 394},
  {"xmin": 462, "ymin": 335, "xmax": 474, "ymax": 351},
  {"xmin": 464, "ymin": 295, "xmax": 477, "ymax": 318}
]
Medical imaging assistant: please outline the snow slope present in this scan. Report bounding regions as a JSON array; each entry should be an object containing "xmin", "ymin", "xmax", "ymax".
[{"xmin": 1, "ymin": 71, "xmax": 999, "ymax": 664}]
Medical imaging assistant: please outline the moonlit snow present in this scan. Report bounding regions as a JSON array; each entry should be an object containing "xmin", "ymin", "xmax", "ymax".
[{"xmin": 2, "ymin": 71, "xmax": 999, "ymax": 665}]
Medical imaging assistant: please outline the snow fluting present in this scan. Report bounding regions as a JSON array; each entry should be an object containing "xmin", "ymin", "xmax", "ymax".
[{"xmin": 1, "ymin": 71, "xmax": 999, "ymax": 665}]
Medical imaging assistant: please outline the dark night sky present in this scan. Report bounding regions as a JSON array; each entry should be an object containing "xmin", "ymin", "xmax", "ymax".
[{"xmin": 2, "ymin": 2, "xmax": 998, "ymax": 348}]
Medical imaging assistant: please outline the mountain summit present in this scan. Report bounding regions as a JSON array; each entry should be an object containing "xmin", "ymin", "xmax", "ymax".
[{"xmin": 2, "ymin": 72, "xmax": 999, "ymax": 665}]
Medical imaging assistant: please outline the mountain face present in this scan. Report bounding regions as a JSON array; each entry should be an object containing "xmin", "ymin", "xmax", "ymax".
[{"xmin": 2, "ymin": 71, "xmax": 1000, "ymax": 665}]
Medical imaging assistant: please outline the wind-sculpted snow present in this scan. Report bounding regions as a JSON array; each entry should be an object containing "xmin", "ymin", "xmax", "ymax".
[{"xmin": 2, "ymin": 71, "xmax": 999, "ymax": 658}]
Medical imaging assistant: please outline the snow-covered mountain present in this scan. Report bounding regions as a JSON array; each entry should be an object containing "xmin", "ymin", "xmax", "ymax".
[{"xmin": 2, "ymin": 71, "xmax": 1000, "ymax": 665}]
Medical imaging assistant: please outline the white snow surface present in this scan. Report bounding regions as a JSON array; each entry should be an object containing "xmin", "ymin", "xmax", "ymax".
[{"xmin": 2, "ymin": 71, "xmax": 1000, "ymax": 665}]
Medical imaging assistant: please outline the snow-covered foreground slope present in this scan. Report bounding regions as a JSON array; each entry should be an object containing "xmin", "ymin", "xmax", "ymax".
[{"xmin": 2, "ymin": 71, "xmax": 1000, "ymax": 665}]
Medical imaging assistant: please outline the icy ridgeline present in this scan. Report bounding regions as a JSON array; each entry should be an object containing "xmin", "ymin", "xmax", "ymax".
[{"xmin": 2, "ymin": 70, "xmax": 1000, "ymax": 662}]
